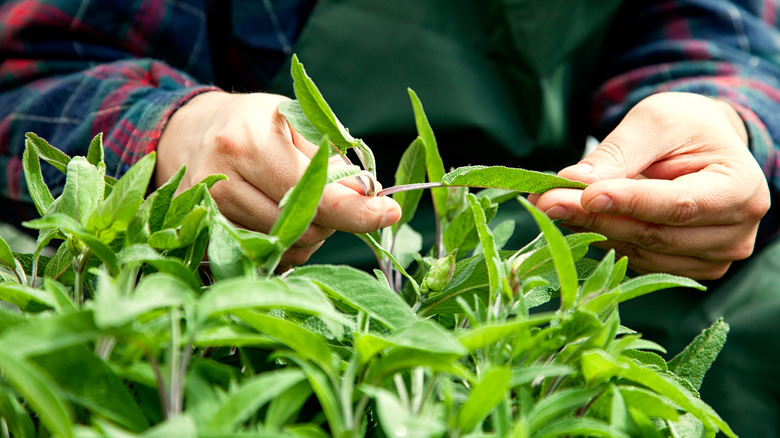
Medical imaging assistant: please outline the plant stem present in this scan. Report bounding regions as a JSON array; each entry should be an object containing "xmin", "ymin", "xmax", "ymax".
[
  {"xmin": 168, "ymin": 308, "xmax": 182, "ymax": 417},
  {"xmin": 74, "ymin": 252, "xmax": 90, "ymax": 308},
  {"xmin": 376, "ymin": 182, "xmax": 442, "ymax": 197}
]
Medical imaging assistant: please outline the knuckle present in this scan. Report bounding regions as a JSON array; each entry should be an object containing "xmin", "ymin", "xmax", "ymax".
[
  {"xmin": 282, "ymin": 247, "xmax": 316, "ymax": 266},
  {"xmin": 592, "ymin": 140, "xmax": 627, "ymax": 166},
  {"xmin": 723, "ymin": 238, "xmax": 755, "ymax": 262},
  {"xmin": 670, "ymin": 193, "xmax": 700, "ymax": 225},
  {"xmin": 297, "ymin": 224, "xmax": 334, "ymax": 247},
  {"xmin": 634, "ymin": 222, "xmax": 667, "ymax": 250},
  {"xmin": 212, "ymin": 127, "xmax": 249, "ymax": 159}
]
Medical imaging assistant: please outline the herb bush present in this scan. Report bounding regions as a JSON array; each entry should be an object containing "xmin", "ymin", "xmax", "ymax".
[{"xmin": 0, "ymin": 55, "xmax": 736, "ymax": 438}]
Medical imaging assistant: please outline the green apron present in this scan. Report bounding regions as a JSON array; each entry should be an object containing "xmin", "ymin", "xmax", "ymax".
[{"xmin": 269, "ymin": 2, "xmax": 780, "ymax": 436}]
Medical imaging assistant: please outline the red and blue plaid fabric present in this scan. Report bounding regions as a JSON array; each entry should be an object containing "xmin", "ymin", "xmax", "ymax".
[{"xmin": 1, "ymin": 0, "xmax": 779, "ymax": 244}]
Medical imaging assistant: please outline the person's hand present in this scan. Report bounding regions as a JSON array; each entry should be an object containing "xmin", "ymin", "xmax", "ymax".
[
  {"xmin": 529, "ymin": 92, "xmax": 770, "ymax": 280},
  {"xmin": 156, "ymin": 91, "xmax": 401, "ymax": 267}
]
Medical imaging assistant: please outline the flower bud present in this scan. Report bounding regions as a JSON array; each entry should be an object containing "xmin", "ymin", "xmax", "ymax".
[{"xmin": 421, "ymin": 250, "xmax": 457, "ymax": 294}]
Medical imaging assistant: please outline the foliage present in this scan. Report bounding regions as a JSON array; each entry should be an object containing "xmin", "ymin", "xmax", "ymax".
[{"xmin": 0, "ymin": 56, "xmax": 735, "ymax": 438}]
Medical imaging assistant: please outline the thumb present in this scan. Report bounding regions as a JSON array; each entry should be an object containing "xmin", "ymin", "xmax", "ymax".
[{"xmin": 558, "ymin": 111, "xmax": 669, "ymax": 184}]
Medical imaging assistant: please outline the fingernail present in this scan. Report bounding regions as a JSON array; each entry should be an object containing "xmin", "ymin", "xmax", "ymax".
[
  {"xmin": 545, "ymin": 205, "xmax": 570, "ymax": 221},
  {"xmin": 379, "ymin": 209, "xmax": 400, "ymax": 228},
  {"xmin": 563, "ymin": 163, "xmax": 593, "ymax": 176},
  {"xmin": 587, "ymin": 195, "xmax": 613, "ymax": 213}
]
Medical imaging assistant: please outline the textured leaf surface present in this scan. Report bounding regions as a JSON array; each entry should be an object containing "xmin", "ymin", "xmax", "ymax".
[
  {"xmin": 393, "ymin": 137, "xmax": 427, "ymax": 230},
  {"xmin": 290, "ymin": 264, "xmax": 416, "ymax": 330},
  {"xmin": 668, "ymin": 318, "xmax": 729, "ymax": 391},
  {"xmin": 442, "ymin": 166, "xmax": 587, "ymax": 193},
  {"xmin": 270, "ymin": 137, "xmax": 328, "ymax": 249}
]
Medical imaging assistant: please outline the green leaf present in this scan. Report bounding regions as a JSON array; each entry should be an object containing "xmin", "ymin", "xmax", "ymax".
[
  {"xmin": 282, "ymin": 355, "xmax": 345, "ymax": 437},
  {"xmin": 0, "ymin": 349, "xmax": 73, "ymax": 438},
  {"xmin": 117, "ymin": 244, "xmax": 201, "ymax": 289},
  {"xmin": 390, "ymin": 320, "xmax": 467, "ymax": 356},
  {"xmin": 24, "ymin": 133, "xmax": 71, "ymax": 174},
  {"xmin": 517, "ymin": 196, "xmax": 578, "ymax": 310},
  {"xmin": 22, "ymin": 138, "xmax": 55, "ymax": 215},
  {"xmin": 205, "ymin": 368, "xmax": 306, "ymax": 431},
  {"xmin": 580, "ymin": 250, "xmax": 615, "ymax": 301},
  {"xmin": 361, "ymin": 386, "xmax": 445, "ymax": 438},
  {"xmin": 33, "ymin": 346, "xmax": 149, "ymax": 432},
  {"xmin": 0, "ymin": 281, "xmax": 55, "ymax": 312},
  {"xmin": 527, "ymin": 387, "xmax": 603, "ymax": 432},
  {"xmin": 408, "ymin": 89, "xmax": 447, "ymax": 220},
  {"xmin": 43, "ymin": 278, "xmax": 78, "ymax": 314},
  {"xmin": 667, "ymin": 318, "xmax": 729, "ymax": 391},
  {"xmin": 533, "ymin": 417, "xmax": 628, "ymax": 438},
  {"xmin": 458, "ymin": 313, "xmax": 554, "ymax": 353},
  {"xmin": 392, "ymin": 224, "xmax": 423, "ymax": 270},
  {"xmin": 87, "ymin": 152, "xmax": 156, "ymax": 236},
  {"xmin": 0, "ymin": 388, "xmax": 35, "ymax": 438},
  {"xmin": 192, "ymin": 325, "xmax": 278, "ymax": 348},
  {"xmin": 326, "ymin": 164, "xmax": 363, "ymax": 185},
  {"xmin": 289, "ymin": 55, "xmax": 354, "ymax": 153},
  {"xmin": 148, "ymin": 205, "xmax": 208, "ymax": 250},
  {"xmin": 197, "ymin": 277, "xmax": 350, "ymax": 333},
  {"xmin": 278, "ymin": 99, "xmax": 326, "ymax": 147},
  {"xmin": 392, "ymin": 137, "xmax": 427, "ymax": 230},
  {"xmin": 441, "ymin": 166, "xmax": 587, "ymax": 193},
  {"xmin": 619, "ymin": 386, "xmax": 680, "ymax": 421},
  {"xmin": 142, "ymin": 415, "xmax": 197, "ymax": 438},
  {"xmin": 0, "ymin": 311, "xmax": 100, "ymax": 358},
  {"xmin": 510, "ymin": 365, "xmax": 575, "ymax": 387},
  {"xmin": 265, "ymin": 380, "xmax": 313, "ymax": 428},
  {"xmin": 148, "ymin": 165, "xmax": 186, "ymax": 233},
  {"xmin": 457, "ymin": 366, "xmax": 512, "ymax": 432},
  {"xmin": 93, "ymin": 273, "xmax": 194, "ymax": 329},
  {"xmin": 468, "ymin": 194, "xmax": 505, "ymax": 300},
  {"xmin": 234, "ymin": 310, "xmax": 335, "ymax": 373},
  {"xmin": 206, "ymin": 217, "xmax": 251, "ymax": 280},
  {"xmin": 618, "ymin": 359, "xmax": 735, "ymax": 437},
  {"xmin": 580, "ymin": 349, "xmax": 627, "ymax": 384},
  {"xmin": 270, "ymin": 136, "xmax": 329, "ymax": 249},
  {"xmin": 289, "ymin": 265, "xmax": 416, "ymax": 330},
  {"xmin": 0, "ymin": 234, "xmax": 16, "ymax": 270},
  {"xmin": 86, "ymin": 133, "xmax": 104, "ymax": 167},
  {"xmin": 60, "ymin": 157, "xmax": 101, "ymax": 223},
  {"xmin": 443, "ymin": 196, "xmax": 497, "ymax": 254},
  {"xmin": 164, "ymin": 175, "xmax": 225, "ymax": 229},
  {"xmin": 616, "ymin": 274, "xmax": 705, "ymax": 303}
]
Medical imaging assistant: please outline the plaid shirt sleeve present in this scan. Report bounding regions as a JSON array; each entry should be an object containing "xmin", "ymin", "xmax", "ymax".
[
  {"xmin": 0, "ymin": 0, "xmax": 218, "ymax": 220},
  {"xmin": 592, "ymin": 0, "xmax": 780, "ymax": 246}
]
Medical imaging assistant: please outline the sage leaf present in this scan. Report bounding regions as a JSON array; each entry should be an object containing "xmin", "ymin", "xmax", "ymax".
[
  {"xmin": 527, "ymin": 387, "xmax": 603, "ymax": 432},
  {"xmin": 32, "ymin": 346, "xmax": 148, "ymax": 432},
  {"xmin": 60, "ymin": 157, "xmax": 101, "ymax": 223},
  {"xmin": 0, "ymin": 349, "xmax": 73, "ymax": 438},
  {"xmin": 361, "ymin": 386, "xmax": 445, "ymax": 438},
  {"xmin": 204, "ymin": 368, "xmax": 306, "ymax": 432},
  {"xmin": 533, "ymin": 417, "xmax": 628, "ymax": 438},
  {"xmin": 270, "ymin": 136, "xmax": 328, "ymax": 250},
  {"xmin": 0, "ymin": 235, "xmax": 16, "ymax": 270},
  {"xmin": 518, "ymin": 196, "xmax": 578, "ymax": 310},
  {"xmin": 24, "ymin": 133, "xmax": 71, "ymax": 174},
  {"xmin": 278, "ymin": 99, "xmax": 326, "ymax": 147},
  {"xmin": 290, "ymin": 55, "xmax": 354, "ymax": 153},
  {"xmin": 442, "ymin": 165, "xmax": 587, "ymax": 193},
  {"xmin": 87, "ymin": 152, "xmax": 156, "ymax": 236},
  {"xmin": 468, "ymin": 194, "xmax": 504, "ymax": 299},
  {"xmin": 233, "ymin": 310, "xmax": 335, "ymax": 373},
  {"xmin": 289, "ymin": 265, "xmax": 416, "ymax": 330},
  {"xmin": 667, "ymin": 318, "xmax": 729, "ymax": 391},
  {"xmin": 393, "ymin": 137, "xmax": 427, "ymax": 230},
  {"xmin": 615, "ymin": 273, "xmax": 705, "ymax": 303},
  {"xmin": 408, "ymin": 89, "xmax": 448, "ymax": 220},
  {"xmin": 22, "ymin": 139, "xmax": 55, "ymax": 216},
  {"xmin": 148, "ymin": 165, "xmax": 186, "ymax": 233},
  {"xmin": 457, "ymin": 366, "xmax": 511, "ymax": 433},
  {"xmin": 85, "ymin": 133, "xmax": 104, "ymax": 168}
]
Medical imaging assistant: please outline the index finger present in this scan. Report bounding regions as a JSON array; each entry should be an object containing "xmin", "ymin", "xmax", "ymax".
[
  {"xmin": 313, "ymin": 183, "xmax": 401, "ymax": 233},
  {"xmin": 581, "ymin": 172, "xmax": 759, "ymax": 226}
]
